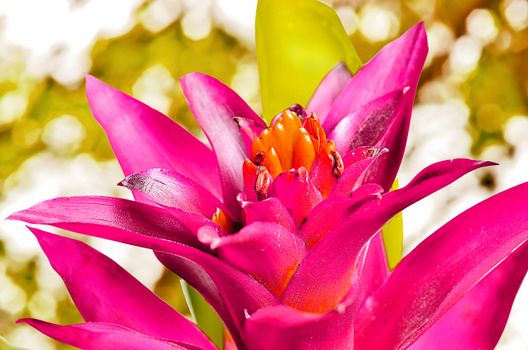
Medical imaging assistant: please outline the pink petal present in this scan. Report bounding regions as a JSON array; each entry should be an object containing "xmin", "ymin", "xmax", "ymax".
[
  {"xmin": 180, "ymin": 73, "xmax": 265, "ymax": 217},
  {"xmin": 244, "ymin": 303, "xmax": 356, "ymax": 350},
  {"xmin": 328, "ymin": 89, "xmax": 406, "ymax": 155},
  {"xmin": 85, "ymin": 75, "xmax": 220, "ymax": 199},
  {"xmin": 159, "ymin": 207, "xmax": 222, "ymax": 236},
  {"xmin": 9, "ymin": 198, "xmax": 277, "ymax": 348},
  {"xmin": 298, "ymin": 186, "xmax": 383, "ymax": 247},
  {"xmin": 324, "ymin": 22, "xmax": 428, "ymax": 131},
  {"xmin": 213, "ymin": 222, "xmax": 307, "ymax": 297},
  {"xmin": 354, "ymin": 182, "xmax": 528, "ymax": 350},
  {"xmin": 234, "ymin": 117, "xmax": 266, "ymax": 156},
  {"xmin": 27, "ymin": 228, "xmax": 215, "ymax": 350},
  {"xmin": 306, "ymin": 63, "xmax": 352, "ymax": 124},
  {"xmin": 361, "ymin": 91, "xmax": 415, "ymax": 190},
  {"xmin": 281, "ymin": 159, "xmax": 493, "ymax": 312},
  {"xmin": 351, "ymin": 233, "xmax": 389, "ymax": 306},
  {"xmin": 409, "ymin": 242, "xmax": 528, "ymax": 350},
  {"xmin": 18, "ymin": 319, "xmax": 193, "ymax": 350},
  {"xmin": 341, "ymin": 146, "xmax": 383, "ymax": 167},
  {"xmin": 240, "ymin": 196, "xmax": 297, "ymax": 233},
  {"xmin": 331, "ymin": 148, "xmax": 387, "ymax": 197},
  {"xmin": 9, "ymin": 196, "xmax": 204, "ymax": 249},
  {"xmin": 243, "ymin": 257, "xmax": 386, "ymax": 350},
  {"xmin": 270, "ymin": 167, "xmax": 323, "ymax": 226},
  {"xmin": 329, "ymin": 87, "xmax": 411, "ymax": 191},
  {"xmin": 324, "ymin": 23, "xmax": 427, "ymax": 192},
  {"xmin": 156, "ymin": 252, "xmax": 277, "ymax": 349},
  {"xmin": 119, "ymin": 168, "xmax": 228, "ymax": 218}
]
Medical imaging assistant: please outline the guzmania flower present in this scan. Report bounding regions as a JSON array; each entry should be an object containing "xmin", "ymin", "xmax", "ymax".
[{"xmin": 8, "ymin": 21, "xmax": 528, "ymax": 350}]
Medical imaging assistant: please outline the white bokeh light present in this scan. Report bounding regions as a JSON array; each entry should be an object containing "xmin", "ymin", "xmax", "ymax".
[
  {"xmin": 467, "ymin": 9, "xmax": 499, "ymax": 44},
  {"xmin": 359, "ymin": 5, "xmax": 400, "ymax": 42}
]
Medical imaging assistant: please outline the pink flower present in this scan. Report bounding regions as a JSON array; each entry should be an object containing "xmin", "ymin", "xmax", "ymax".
[{"xmin": 9, "ymin": 23, "xmax": 528, "ymax": 350}]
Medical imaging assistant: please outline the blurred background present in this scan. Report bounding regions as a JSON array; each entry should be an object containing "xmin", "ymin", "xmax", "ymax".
[{"xmin": 0, "ymin": 0, "xmax": 526, "ymax": 348}]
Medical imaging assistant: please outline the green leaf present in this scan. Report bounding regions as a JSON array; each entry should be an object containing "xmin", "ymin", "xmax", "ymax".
[
  {"xmin": 180, "ymin": 280, "xmax": 224, "ymax": 349},
  {"xmin": 381, "ymin": 179, "xmax": 404, "ymax": 269},
  {"xmin": 256, "ymin": 0, "xmax": 362, "ymax": 121}
]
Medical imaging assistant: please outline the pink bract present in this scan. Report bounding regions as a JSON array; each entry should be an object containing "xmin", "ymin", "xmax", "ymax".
[{"xmin": 8, "ymin": 23, "xmax": 528, "ymax": 350}]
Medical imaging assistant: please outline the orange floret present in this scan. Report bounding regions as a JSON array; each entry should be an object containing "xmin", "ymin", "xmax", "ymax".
[{"xmin": 250, "ymin": 110, "xmax": 338, "ymax": 176}]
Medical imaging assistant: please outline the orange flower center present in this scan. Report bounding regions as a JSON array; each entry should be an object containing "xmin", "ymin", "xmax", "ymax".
[
  {"xmin": 250, "ymin": 110, "xmax": 334, "ymax": 177},
  {"xmin": 243, "ymin": 109, "xmax": 344, "ymax": 201},
  {"xmin": 213, "ymin": 109, "xmax": 344, "ymax": 232}
]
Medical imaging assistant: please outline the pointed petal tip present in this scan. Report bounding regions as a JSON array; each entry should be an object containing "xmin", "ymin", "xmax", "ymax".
[
  {"xmin": 15, "ymin": 318, "xmax": 27, "ymax": 325},
  {"xmin": 25, "ymin": 227, "xmax": 58, "ymax": 253},
  {"xmin": 326, "ymin": 61, "xmax": 350, "ymax": 76},
  {"xmin": 84, "ymin": 75, "xmax": 123, "ymax": 106},
  {"xmin": 394, "ymin": 22, "xmax": 429, "ymax": 60},
  {"xmin": 5, "ymin": 207, "xmax": 33, "ymax": 222},
  {"xmin": 179, "ymin": 72, "xmax": 206, "ymax": 86},
  {"xmin": 84, "ymin": 73, "xmax": 105, "ymax": 91},
  {"xmin": 459, "ymin": 159, "xmax": 497, "ymax": 169},
  {"xmin": 16, "ymin": 318, "xmax": 42, "ymax": 327},
  {"xmin": 481, "ymin": 160, "xmax": 499, "ymax": 167},
  {"xmin": 413, "ymin": 21, "xmax": 429, "ymax": 50},
  {"xmin": 117, "ymin": 173, "xmax": 135, "ymax": 188},
  {"xmin": 336, "ymin": 61, "xmax": 348, "ymax": 70},
  {"xmin": 408, "ymin": 21, "xmax": 426, "ymax": 36},
  {"xmin": 26, "ymin": 225, "xmax": 43, "ymax": 236},
  {"xmin": 84, "ymin": 74, "xmax": 120, "ymax": 121},
  {"xmin": 4, "ymin": 213, "xmax": 16, "ymax": 221},
  {"xmin": 118, "ymin": 168, "xmax": 168, "ymax": 188}
]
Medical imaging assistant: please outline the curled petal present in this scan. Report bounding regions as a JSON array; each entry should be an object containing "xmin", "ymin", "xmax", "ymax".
[
  {"xmin": 324, "ymin": 22, "xmax": 428, "ymax": 131},
  {"xmin": 298, "ymin": 186, "xmax": 383, "ymax": 247},
  {"xmin": 270, "ymin": 167, "xmax": 323, "ymax": 226},
  {"xmin": 119, "ymin": 168, "xmax": 228, "ymax": 218},
  {"xmin": 355, "ymin": 182, "xmax": 528, "ymax": 350},
  {"xmin": 329, "ymin": 89, "xmax": 406, "ymax": 155},
  {"xmin": 240, "ymin": 196, "xmax": 297, "ymax": 233},
  {"xmin": 323, "ymin": 23, "xmax": 427, "ymax": 191},
  {"xmin": 181, "ymin": 73, "xmax": 264, "ymax": 217},
  {"xmin": 27, "ymin": 228, "xmax": 215, "ymax": 350},
  {"xmin": 341, "ymin": 146, "xmax": 383, "ymax": 167},
  {"xmin": 234, "ymin": 117, "xmax": 266, "ymax": 156},
  {"xmin": 350, "ymin": 233, "xmax": 389, "ymax": 307},
  {"xmin": 18, "ymin": 320, "xmax": 194, "ymax": 350},
  {"xmin": 309, "ymin": 149, "xmax": 340, "ymax": 198},
  {"xmin": 281, "ymin": 159, "xmax": 493, "ymax": 312},
  {"xmin": 329, "ymin": 88, "xmax": 410, "ymax": 191},
  {"xmin": 213, "ymin": 222, "xmax": 308, "ymax": 297},
  {"xmin": 307, "ymin": 62, "xmax": 352, "ymax": 124},
  {"xmin": 331, "ymin": 148, "xmax": 387, "ymax": 197},
  {"xmin": 85, "ymin": 75, "xmax": 220, "ymax": 199}
]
